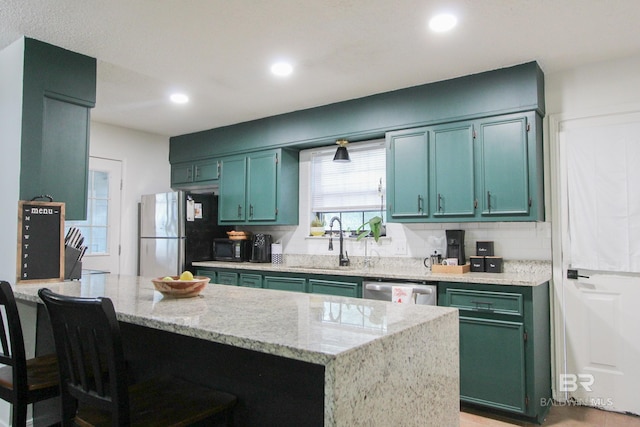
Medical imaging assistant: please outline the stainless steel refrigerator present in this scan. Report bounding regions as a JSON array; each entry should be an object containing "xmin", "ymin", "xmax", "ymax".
[{"xmin": 138, "ymin": 191, "xmax": 229, "ymax": 277}]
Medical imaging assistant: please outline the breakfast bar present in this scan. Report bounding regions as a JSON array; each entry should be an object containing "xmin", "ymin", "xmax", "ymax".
[{"xmin": 13, "ymin": 274, "xmax": 459, "ymax": 426}]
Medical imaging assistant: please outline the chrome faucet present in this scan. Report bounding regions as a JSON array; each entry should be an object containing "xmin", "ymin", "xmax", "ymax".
[{"xmin": 328, "ymin": 216, "xmax": 350, "ymax": 267}]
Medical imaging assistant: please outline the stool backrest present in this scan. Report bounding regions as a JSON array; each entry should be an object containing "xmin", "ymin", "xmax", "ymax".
[
  {"xmin": 38, "ymin": 288, "xmax": 129, "ymax": 426},
  {"xmin": 0, "ymin": 281, "xmax": 28, "ymax": 400}
]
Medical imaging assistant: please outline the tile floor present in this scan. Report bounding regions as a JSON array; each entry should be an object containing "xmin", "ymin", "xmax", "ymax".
[{"xmin": 460, "ymin": 404, "xmax": 640, "ymax": 427}]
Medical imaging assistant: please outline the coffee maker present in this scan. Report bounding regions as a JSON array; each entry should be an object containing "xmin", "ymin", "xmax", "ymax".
[
  {"xmin": 250, "ymin": 233, "xmax": 272, "ymax": 263},
  {"xmin": 445, "ymin": 229, "xmax": 466, "ymax": 266}
]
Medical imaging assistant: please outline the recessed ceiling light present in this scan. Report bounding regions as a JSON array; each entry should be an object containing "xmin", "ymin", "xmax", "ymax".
[
  {"xmin": 271, "ymin": 61, "xmax": 293, "ymax": 77},
  {"xmin": 429, "ymin": 13, "xmax": 457, "ymax": 32},
  {"xmin": 170, "ymin": 93, "xmax": 189, "ymax": 104}
]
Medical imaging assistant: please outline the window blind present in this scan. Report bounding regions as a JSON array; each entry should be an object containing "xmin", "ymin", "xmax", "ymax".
[{"xmin": 311, "ymin": 139, "xmax": 386, "ymax": 212}]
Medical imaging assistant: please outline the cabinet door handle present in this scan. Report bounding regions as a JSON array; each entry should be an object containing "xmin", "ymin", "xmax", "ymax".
[
  {"xmin": 187, "ymin": 167, "xmax": 192, "ymax": 181},
  {"xmin": 487, "ymin": 191, "xmax": 492, "ymax": 213},
  {"xmin": 471, "ymin": 300, "xmax": 493, "ymax": 311},
  {"xmin": 249, "ymin": 204, "xmax": 254, "ymax": 218},
  {"xmin": 437, "ymin": 193, "xmax": 442, "ymax": 212},
  {"xmin": 194, "ymin": 166, "xmax": 200, "ymax": 178},
  {"xmin": 417, "ymin": 195, "xmax": 423, "ymax": 213},
  {"xmin": 237, "ymin": 204, "xmax": 242, "ymax": 218},
  {"xmin": 216, "ymin": 161, "xmax": 221, "ymax": 179}
]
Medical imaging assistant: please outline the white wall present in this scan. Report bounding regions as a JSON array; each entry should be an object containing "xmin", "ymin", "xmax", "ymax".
[
  {"xmin": 0, "ymin": 34, "xmax": 24, "ymax": 427},
  {"xmin": 89, "ymin": 121, "xmax": 171, "ymax": 275},
  {"xmin": 247, "ymin": 147, "xmax": 552, "ymax": 262},
  {"xmin": 0, "ymin": 38, "xmax": 24, "ymax": 283}
]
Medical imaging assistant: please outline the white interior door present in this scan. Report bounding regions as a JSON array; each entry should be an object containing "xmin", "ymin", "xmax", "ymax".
[{"xmin": 552, "ymin": 111, "xmax": 640, "ymax": 415}]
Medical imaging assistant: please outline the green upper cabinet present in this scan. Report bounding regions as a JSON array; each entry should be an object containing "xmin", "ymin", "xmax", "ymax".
[
  {"xmin": 247, "ymin": 151, "xmax": 278, "ymax": 221},
  {"xmin": 219, "ymin": 156, "xmax": 248, "ymax": 222},
  {"xmin": 477, "ymin": 114, "xmax": 530, "ymax": 217},
  {"xmin": 20, "ymin": 38, "xmax": 96, "ymax": 220},
  {"xmin": 171, "ymin": 158, "xmax": 221, "ymax": 188},
  {"xmin": 219, "ymin": 148, "xmax": 299, "ymax": 225},
  {"xmin": 430, "ymin": 122, "xmax": 475, "ymax": 218},
  {"xmin": 386, "ymin": 128, "xmax": 430, "ymax": 220},
  {"xmin": 388, "ymin": 111, "xmax": 543, "ymax": 223}
]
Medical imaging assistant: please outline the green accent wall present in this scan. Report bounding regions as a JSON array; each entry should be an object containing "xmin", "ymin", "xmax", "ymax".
[
  {"xmin": 20, "ymin": 38, "xmax": 96, "ymax": 219},
  {"xmin": 170, "ymin": 61, "xmax": 544, "ymax": 162}
]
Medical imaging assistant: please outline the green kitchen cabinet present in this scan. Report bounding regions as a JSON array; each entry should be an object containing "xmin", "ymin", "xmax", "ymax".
[
  {"xmin": 386, "ymin": 127, "xmax": 430, "ymax": 221},
  {"xmin": 246, "ymin": 151, "xmax": 278, "ymax": 222},
  {"xmin": 388, "ymin": 111, "xmax": 544, "ymax": 223},
  {"xmin": 476, "ymin": 113, "xmax": 540, "ymax": 219},
  {"xmin": 239, "ymin": 273, "xmax": 263, "ymax": 288},
  {"xmin": 194, "ymin": 267, "xmax": 363, "ymax": 297},
  {"xmin": 216, "ymin": 271, "xmax": 239, "ymax": 286},
  {"xmin": 20, "ymin": 38, "xmax": 96, "ymax": 220},
  {"xmin": 430, "ymin": 122, "xmax": 475, "ymax": 218},
  {"xmin": 438, "ymin": 281, "xmax": 551, "ymax": 423},
  {"xmin": 218, "ymin": 156, "xmax": 247, "ymax": 222},
  {"xmin": 263, "ymin": 276, "xmax": 307, "ymax": 293},
  {"xmin": 219, "ymin": 148, "xmax": 299, "ymax": 225},
  {"xmin": 171, "ymin": 158, "xmax": 221, "ymax": 188},
  {"xmin": 308, "ymin": 278, "xmax": 360, "ymax": 298},
  {"xmin": 195, "ymin": 269, "xmax": 216, "ymax": 282}
]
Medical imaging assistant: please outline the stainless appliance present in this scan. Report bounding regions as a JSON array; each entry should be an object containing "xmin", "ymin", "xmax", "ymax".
[
  {"xmin": 138, "ymin": 191, "xmax": 229, "ymax": 277},
  {"xmin": 213, "ymin": 239, "xmax": 251, "ymax": 262},
  {"xmin": 362, "ymin": 280, "xmax": 437, "ymax": 305},
  {"xmin": 250, "ymin": 233, "xmax": 272, "ymax": 263},
  {"xmin": 445, "ymin": 229, "xmax": 466, "ymax": 266}
]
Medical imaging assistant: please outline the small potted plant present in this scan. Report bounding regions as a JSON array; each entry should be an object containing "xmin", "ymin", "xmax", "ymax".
[
  {"xmin": 310, "ymin": 215, "xmax": 326, "ymax": 236},
  {"xmin": 356, "ymin": 216, "xmax": 384, "ymax": 242}
]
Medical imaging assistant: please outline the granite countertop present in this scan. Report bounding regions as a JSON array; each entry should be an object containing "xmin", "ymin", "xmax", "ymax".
[
  {"xmin": 12, "ymin": 274, "xmax": 457, "ymax": 366},
  {"xmin": 193, "ymin": 255, "xmax": 551, "ymax": 287}
]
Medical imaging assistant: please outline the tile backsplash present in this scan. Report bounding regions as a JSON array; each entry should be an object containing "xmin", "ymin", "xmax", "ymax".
[{"xmin": 242, "ymin": 221, "xmax": 552, "ymax": 262}]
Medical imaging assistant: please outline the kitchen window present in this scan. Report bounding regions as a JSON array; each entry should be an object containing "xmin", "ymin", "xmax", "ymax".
[
  {"xmin": 311, "ymin": 139, "xmax": 386, "ymax": 234},
  {"xmin": 65, "ymin": 169, "xmax": 109, "ymax": 254}
]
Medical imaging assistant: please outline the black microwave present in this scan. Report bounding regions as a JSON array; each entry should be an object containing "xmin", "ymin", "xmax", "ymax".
[{"xmin": 213, "ymin": 239, "xmax": 251, "ymax": 262}]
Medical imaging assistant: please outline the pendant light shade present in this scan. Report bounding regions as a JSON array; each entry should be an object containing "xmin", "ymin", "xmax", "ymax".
[{"xmin": 333, "ymin": 139, "xmax": 350, "ymax": 162}]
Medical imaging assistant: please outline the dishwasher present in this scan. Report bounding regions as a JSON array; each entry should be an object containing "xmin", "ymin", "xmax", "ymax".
[{"xmin": 362, "ymin": 279, "xmax": 437, "ymax": 305}]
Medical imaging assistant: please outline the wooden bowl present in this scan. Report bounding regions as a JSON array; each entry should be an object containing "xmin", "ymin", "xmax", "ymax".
[{"xmin": 151, "ymin": 276, "xmax": 210, "ymax": 298}]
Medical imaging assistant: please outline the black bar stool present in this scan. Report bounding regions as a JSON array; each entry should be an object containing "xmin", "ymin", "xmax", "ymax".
[
  {"xmin": 38, "ymin": 288, "xmax": 237, "ymax": 426},
  {"xmin": 0, "ymin": 281, "xmax": 59, "ymax": 426}
]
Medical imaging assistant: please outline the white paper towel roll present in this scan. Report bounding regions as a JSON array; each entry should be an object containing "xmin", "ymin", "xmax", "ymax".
[{"xmin": 392, "ymin": 286, "xmax": 414, "ymax": 304}]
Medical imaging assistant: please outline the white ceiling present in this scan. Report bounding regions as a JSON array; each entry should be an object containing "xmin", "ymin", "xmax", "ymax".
[{"xmin": 2, "ymin": 0, "xmax": 640, "ymax": 138}]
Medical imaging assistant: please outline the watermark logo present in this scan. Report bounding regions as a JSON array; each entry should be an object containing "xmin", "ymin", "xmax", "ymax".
[
  {"xmin": 559, "ymin": 373, "xmax": 595, "ymax": 392},
  {"xmin": 541, "ymin": 397, "xmax": 614, "ymax": 407}
]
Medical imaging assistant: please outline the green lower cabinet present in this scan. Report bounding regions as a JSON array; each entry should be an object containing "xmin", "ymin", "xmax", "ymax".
[
  {"xmin": 308, "ymin": 278, "xmax": 360, "ymax": 298},
  {"xmin": 193, "ymin": 268, "xmax": 363, "ymax": 297},
  {"xmin": 216, "ymin": 271, "xmax": 239, "ymax": 286},
  {"xmin": 438, "ymin": 281, "xmax": 551, "ymax": 423},
  {"xmin": 239, "ymin": 273, "xmax": 262, "ymax": 288},
  {"xmin": 263, "ymin": 276, "xmax": 307, "ymax": 292},
  {"xmin": 459, "ymin": 317, "xmax": 526, "ymax": 412},
  {"xmin": 195, "ymin": 269, "xmax": 216, "ymax": 282}
]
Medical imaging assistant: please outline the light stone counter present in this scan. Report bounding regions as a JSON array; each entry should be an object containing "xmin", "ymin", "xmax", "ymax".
[
  {"xmin": 13, "ymin": 274, "xmax": 459, "ymax": 427},
  {"xmin": 194, "ymin": 255, "xmax": 551, "ymax": 287}
]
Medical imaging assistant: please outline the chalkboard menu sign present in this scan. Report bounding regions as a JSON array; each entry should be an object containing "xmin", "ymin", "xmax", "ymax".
[{"xmin": 17, "ymin": 200, "xmax": 65, "ymax": 283}]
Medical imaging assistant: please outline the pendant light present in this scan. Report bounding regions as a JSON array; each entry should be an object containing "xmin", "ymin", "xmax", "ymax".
[{"xmin": 333, "ymin": 139, "xmax": 350, "ymax": 162}]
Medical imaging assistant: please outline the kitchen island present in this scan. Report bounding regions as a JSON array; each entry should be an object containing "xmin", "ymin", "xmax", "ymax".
[{"xmin": 14, "ymin": 274, "xmax": 459, "ymax": 427}]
